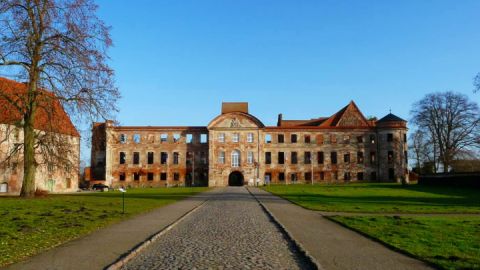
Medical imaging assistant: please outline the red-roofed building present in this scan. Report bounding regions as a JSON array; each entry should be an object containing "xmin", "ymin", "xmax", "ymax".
[
  {"xmin": 92, "ymin": 101, "xmax": 408, "ymax": 188},
  {"xmin": 0, "ymin": 77, "xmax": 80, "ymax": 194}
]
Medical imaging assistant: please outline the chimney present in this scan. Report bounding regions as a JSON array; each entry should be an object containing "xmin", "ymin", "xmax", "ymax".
[{"xmin": 277, "ymin": 113, "xmax": 283, "ymax": 127}]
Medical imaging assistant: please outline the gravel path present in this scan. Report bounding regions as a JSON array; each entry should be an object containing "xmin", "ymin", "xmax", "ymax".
[{"xmin": 122, "ymin": 187, "xmax": 314, "ymax": 270}]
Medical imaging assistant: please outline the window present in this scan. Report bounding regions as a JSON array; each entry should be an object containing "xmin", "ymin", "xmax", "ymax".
[
  {"xmin": 173, "ymin": 133, "xmax": 180, "ymax": 142},
  {"xmin": 120, "ymin": 173, "xmax": 125, "ymax": 181},
  {"xmin": 357, "ymin": 136, "xmax": 363, "ymax": 143},
  {"xmin": 290, "ymin": 173, "xmax": 297, "ymax": 182},
  {"xmin": 291, "ymin": 134, "xmax": 297, "ymax": 143},
  {"xmin": 370, "ymin": 135, "xmax": 376, "ymax": 144},
  {"xmin": 320, "ymin": 171, "xmax": 325, "ymax": 180},
  {"xmin": 120, "ymin": 134, "xmax": 127, "ymax": 144},
  {"xmin": 305, "ymin": 172, "xmax": 312, "ymax": 181},
  {"xmin": 247, "ymin": 133, "xmax": 254, "ymax": 143},
  {"xmin": 344, "ymin": 172, "xmax": 351, "ymax": 181},
  {"xmin": 147, "ymin": 173, "xmax": 154, "ymax": 181},
  {"xmin": 133, "ymin": 152, "xmax": 140, "ymax": 164},
  {"xmin": 304, "ymin": 135, "xmax": 311, "ymax": 143},
  {"xmin": 161, "ymin": 133, "xmax": 168, "ymax": 143},
  {"xmin": 404, "ymin": 134, "xmax": 407, "ymax": 143},
  {"xmin": 200, "ymin": 152, "xmax": 207, "ymax": 164},
  {"xmin": 387, "ymin": 133, "xmax": 393, "ymax": 142},
  {"xmin": 357, "ymin": 152, "xmax": 364, "ymax": 164},
  {"xmin": 133, "ymin": 134, "xmax": 141, "ymax": 143},
  {"xmin": 186, "ymin": 152, "xmax": 194, "ymax": 165},
  {"xmin": 344, "ymin": 153, "xmax": 350, "ymax": 163},
  {"xmin": 333, "ymin": 171, "xmax": 338, "ymax": 180},
  {"xmin": 218, "ymin": 151, "xmax": 225, "ymax": 164},
  {"xmin": 388, "ymin": 151, "xmax": 394, "ymax": 164},
  {"xmin": 370, "ymin": 152, "xmax": 376, "ymax": 164},
  {"xmin": 370, "ymin": 171, "xmax": 377, "ymax": 181},
  {"xmin": 173, "ymin": 152, "xmax": 179, "ymax": 164},
  {"xmin": 279, "ymin": 172, "xmax": 285, "ymax": 181},
  {"xmin": 247, "ymin": 151, "xmax": 254, "ymax": 164},
  {"xmin": 304, "ymin": 152, "xmax": 311, "ymax": 164},
  {"xmin": 265, "ymin": 152, "xmax": 272, "ymax": 164},
  {"xmin": 133, "ymin": 173, "xmax": 140, "ymax": 181},
  {"xmin": 291, "ymin": 152, "xmax": 298, "ymax": 164},
  {"xmin": 147, "ymin": 152, "xmax": 154, "ymax": 164},
  {"xmin": 232, "ymin": 133, "xmax": 239, "ymax": 143},
  {"xmin": 218, "ymin": 133, "xmax": 225, "ymax": 142},
  {"xmin": 343, "ymin": 135, "xmax": 350, "ymax": 144},
  {"xmin": 174, "ymin": 173, "xmax": 180, "ymax": 181},
  {"xmin": 265, "ymin": 134, "xmax": 272, "ymax": 143},
  {"xmin": 357, "ymin": 172, "xmax": 364, "ymax": 181},
  {"xmin": 331, "ymin": 152, "xmax": 337, "ymax": 164},
  {"xmin": 278, "ymin": 134, "xmax": 284, "ymax": 143},
  {"xmin": 160, "ymin": 173, "xmax": 167, "ymax": 181},
  {"xmin": 186, "ymin": 134, "xmax": 193, "ymax": 143},
  {"xmin": 200, "ymin": 134, "xmax": 208, "ymax": 143},
  {"xmin": 389, "ymin": 168, "xmax": 395, "ymax": 181},
  {"xmin": 161, "ymin": 152, "xmax": 168, "ymax": 164},
  {"xmin": 231, "ymin": 150, "xmax": 240, "ymax": 167},
  {"xmin": 317, "ymin": 152, "xmax": 324, "ymax": 164},
  {"xmin": 278, "ymin": 152, "xmax": 285, "ymax": 164},
  {"xmin": 120, "ymin": 152, "xmax": 126, "ymax": 164},
  {"xmin": 404, "ymin": 151, "xmax": 408, "ymax": 164}
]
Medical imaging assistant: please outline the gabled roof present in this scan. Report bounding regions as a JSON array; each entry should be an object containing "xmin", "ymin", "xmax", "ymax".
[
  {"xmin": 0, "ymin": 77, "xmax": 80, "ymax": 137},
  {"xmin": 318, "ymin": 101, "xmax": 371, "ymax": 128},
  {"xmin": 377, "ymin": 113, "xmax": 406, "ymax": 123}
]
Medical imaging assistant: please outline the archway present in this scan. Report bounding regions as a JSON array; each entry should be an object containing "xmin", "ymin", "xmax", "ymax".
[{"xmin": 228, "ymin": 171, "xmax": 244, "ymax": 186}]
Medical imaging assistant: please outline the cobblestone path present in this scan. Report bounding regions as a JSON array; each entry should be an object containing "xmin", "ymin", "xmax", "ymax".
[{"xmin": 122, "ymin": 187, "xmax": 314, "ymax": 270}]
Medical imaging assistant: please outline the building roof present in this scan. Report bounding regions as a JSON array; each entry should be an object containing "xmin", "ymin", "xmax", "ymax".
[
  {"xmin": 222, "ymin": 102, "xmax": 249, "ymax": 114},
  {"xmin": 0, "ymin": 77, "xmax": 80, "ymax": 137},
  {"xmin": 377, "ymin": 113, "xmax": 406, "ymax": 123}
]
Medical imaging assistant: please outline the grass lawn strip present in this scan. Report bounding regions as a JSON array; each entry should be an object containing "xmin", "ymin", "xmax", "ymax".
[
  {"xmin": 328, "ymin": 215, "xmax": 480, "ymax": 270},
  {"xmin": 262, "ymin": 183, "xmax": 480, "ymax": 213},
  {"xmin": 0, "ymin": 187, "xmax": 209, "ymax": 267}
]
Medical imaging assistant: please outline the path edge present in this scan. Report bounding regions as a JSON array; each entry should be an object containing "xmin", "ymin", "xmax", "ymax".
[
  {"xmin": 104, "ymin": 197, "xmax": 210, "ymax": 270},
  {"xmin": 247, "ymin": 187, "xmax": 322, "ymax": 270}
]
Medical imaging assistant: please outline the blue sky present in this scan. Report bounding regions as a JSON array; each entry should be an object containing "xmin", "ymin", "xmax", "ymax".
[{"xmin": 92, "ymin": 0, "xmax": 479, "ymax": 127}]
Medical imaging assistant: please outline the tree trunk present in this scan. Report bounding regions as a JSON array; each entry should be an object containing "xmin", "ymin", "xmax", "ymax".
[{"xmin": 20, "ymin": 114, "xmax": 36, "ymax": 197}]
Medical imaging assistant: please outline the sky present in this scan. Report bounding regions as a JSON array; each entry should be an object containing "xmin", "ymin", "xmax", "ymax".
[{"xmin": 83, "ymin": 0, "xmax": 480, "ymax": 159}]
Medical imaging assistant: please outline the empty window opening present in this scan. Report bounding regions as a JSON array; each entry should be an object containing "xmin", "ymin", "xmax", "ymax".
[
  {"xmin": 279, "ymin": 172, "xmax": 285, "ymax": 181},
  {"xmin": 389, "ymin": 168, "xmax": 395, "ymax": 181},
  {"xmin": 173, "ymin": 133, "xmax": 181, "ymax": 142},
  {"xmin": 291, "ymin": 152, "xmax": 298, "ymax": 164},
  {"xmin": 278, "ymin": 134, "xmax": 284, "ymax": 143},
  {"xmin": 387, "ymin": 133, "xmax": 393, "ymax": 142},
  {"xmin": 161, "ymin": 133, "xmax": 168, "ymax": 143},
  {"xmin": 304, "ymin": 135, "xmax": 311, "ymax": 143},
  {"xmin": 304, "ymin": 152, "xmax": 311, "ymax": 164},
  {"xmin": 200, "ymin": 134, "xmax": 208, "ymax": 143},
  {"xmin": 160, "ymin": 173, "xmax": 167, "ymax": 181},
  {"xmin": 173, "ymin": 152, "xmax": 179, "ymax": 164},
  {"xmin": 291, "ymin": 134, "xmax": 297, "ymax": 143},
  {"xmin": 305, "ymin": 172, "xmax": 312, "ymax": 181},
  {"xmin": 120, "ymin": 152, "xmax": 126, "ymax": 164},
  {"xmin": 317, "ymin": 152, "xmax": 324, "ymax": 164},
  {"xmin": 120, "ymin": 134, "xmax": 127, "ymax": 144},
  {"xmin": 278, "ymin": 152, "xmax": 285, "ymax": 164},
  {"xmin": 200, "ymin": 152, "xmax": 207, "ymax": 164},
  {"xmin": 133, "ymin": 152, "xmax": 140, "ymax": 165},
  {"xmin": 265, "ymin": 152, "xmax": 272, "ymax": 164},
  {"xmin": 404, "ymin": 151, "xmax": 408, "ymax": 164},
  {"xmin": 344, "ymin": 172, "xmax": 351, "ymax": 181},
  {"xmin": 404, "ymin": 134, "xmax": 407, "ymax": 143},
  {"xmin": 133, "ymin": 173, "xmax": 140, "ymax": 181},
  {"xmin": 161, "ymin": 152, "xmax": 168, "ymax": 164},
  {"xmin": 357, "ymin": 136, "xmax": 363, "ymax": 143},
  {"xmin": 119, "ymin": 173, "xmax": 125, "ymax": 181},
  {"xmin": 174, "ymin": 173, "xmax": 180, "ymax": 181},
  {"xmin": 186, "ymin": 134, "xmax": 193, "ymax": 144},
  {"xmin": 147, "ymin": 173, "xmax": 154, "ymax": 181},
  {"xmin": 357, "ymin": 152, "xmax": 364, "ymax": 164},
  {"xmin": 331, "ymin": 152, "xmax": 337, "ymax": 164},
  {"xmin": 133, "ymin": 134, "xmax": 141, "ymax": 143},
  {"xmin": 344, "ymin": 153, "xmax": 350, "ymax": 163},
  {"xmin": 290, "ymin": 173, "xmax": 297, "ymax": 182},
  {"xmin": 357, "ymin": 172, "xmax": 364, "ymax": 181},
  {"xmin": 343, "ymin": 136, "xmax": 350, "ymax": 144},
  {"xmin": 320, "ymin": 172, "xmax": 325, "ymax": 180},
  {"xmin": 147, "ymin": 152, "xmax": 154, "ymax": 164},
  {"xmin": 265, "ymin": 134, "xmax": 272, "ymax": 144}
]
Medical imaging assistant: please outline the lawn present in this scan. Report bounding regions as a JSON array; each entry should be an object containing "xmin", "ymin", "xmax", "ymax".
[
  {"xmin": 262, "ymin": 183, "xmax": 480, "ymax": 213},
  {"xmin": 0, "ymin": 187, "xmax": 209, "ymax": 267},
  {"xmin": 329, "ymin": 216, "xmax": 480, "ymax": 270}
]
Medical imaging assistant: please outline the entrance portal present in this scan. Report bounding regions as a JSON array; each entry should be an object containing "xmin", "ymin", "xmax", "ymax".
[{"xmin": 228, "ymin": 171, "xmax": 244, "ymax": 186}]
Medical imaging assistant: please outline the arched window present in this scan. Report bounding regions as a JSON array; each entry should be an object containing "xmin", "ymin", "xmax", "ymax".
[{"xmin": 231, "ymin": 150, "xmax": 240, "ymax": 167}]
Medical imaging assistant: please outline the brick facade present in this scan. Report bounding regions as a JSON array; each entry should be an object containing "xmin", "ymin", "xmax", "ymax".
[{"xmin": 91, "ymin": 101, "xmax": 408, "ymax": 188}]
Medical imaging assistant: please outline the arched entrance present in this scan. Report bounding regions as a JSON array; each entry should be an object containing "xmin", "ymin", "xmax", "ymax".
[{"xmin": 228, "ymin": 171, "xmax": 244, "ymax": 186}]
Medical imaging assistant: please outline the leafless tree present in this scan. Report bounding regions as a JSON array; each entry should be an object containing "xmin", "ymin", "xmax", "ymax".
[
  {"xmin": 0, "ymin": 0, "xmax": 119, "ymax": 197},
  {"xmin": 474, "ymin": 73, "xmax": 480, "ymax": 93},
  {"xmin": 411, "ymin": 91, "xmax": 480, "ymax": 173}
]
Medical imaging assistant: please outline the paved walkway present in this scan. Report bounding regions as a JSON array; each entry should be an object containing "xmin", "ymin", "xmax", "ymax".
[
  {"xmin": 5, "ymin": 188, "xmax": 220, "ymax": 270},
  {"xmin": 249, "ymin": 187, "xmax": 434, "ymax": 270},
  {"xmin": 122, "ymin": 187, "xmax": 314, "ymax": 270}
]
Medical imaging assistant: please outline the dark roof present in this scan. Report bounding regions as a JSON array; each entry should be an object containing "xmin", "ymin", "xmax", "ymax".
[{"xmin": 377, "ymin": 113, "xmax": 406, "ymax": 123}]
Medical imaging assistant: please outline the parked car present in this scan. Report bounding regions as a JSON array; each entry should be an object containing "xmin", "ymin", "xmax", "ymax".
[{"xmin": 91, "ymin": 184, "xmax": 109, "ymax": 191}]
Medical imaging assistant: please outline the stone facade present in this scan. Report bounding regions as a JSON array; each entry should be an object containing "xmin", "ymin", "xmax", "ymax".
[{"xmin": 91, "ymin": 101, "xmax": 408, "ymax": 188}]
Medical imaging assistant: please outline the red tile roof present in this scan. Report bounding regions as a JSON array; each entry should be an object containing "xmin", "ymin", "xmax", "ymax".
[{"xmin": 0, "ymin": 77, "xmax": 80, "ymax": 137}]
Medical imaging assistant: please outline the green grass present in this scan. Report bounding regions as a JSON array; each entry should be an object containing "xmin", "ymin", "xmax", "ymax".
[
  {"xmin": 262, "ymin": 183, "xmax": 480, "ymax": 213},
  {"xmin": 0, "ymin": 187, "xmax": 208, "ymax": 267},
  {"xmin": 329, "ymin": 216, "xmax": 480, "ymax": 270}
]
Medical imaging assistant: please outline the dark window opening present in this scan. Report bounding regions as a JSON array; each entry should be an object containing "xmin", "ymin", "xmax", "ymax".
[
  {"xmin": 387, "ymin": 133, "xmax": 393, "ymax": 142},
  {"xmin": 278, "ymin": 134, "xmax": 284, "ymax": 143},
  {"xmin": 344, "ymin": 153, "xmax": 350, "ymax": 163},
  {"xmin": 344, "ymin": 172, "xmax": 351, "ymax": 181},
  {"xmin": 357, "ymin": 136, "xmax": 363, "ymax": 143},
  {"xmin": 318, "ymin": 152, "xmax": 324, "ymax": 164},
  {"xmin": 370, "ymin": 172, "xmax": 377, "ymax": 181},
  {"xmin": 388, "ymin": 151, "xmax": 394, "ymax": 164},
  {"xmin": 160, "ymin": 173, "xmax": 167, "ymax": 181},
  {"xmin": 120, "ymin": 173, "xmax": 125, "ymax": 181},
  {"xmin": 370, "ymin": 135, "xmax": 376, "ymax": 144},
  {"xmin": 320, "ymin": 171, "xmax": 325, "ymax": 180},
  {"xmin": 173, "ymin": 152, "xmax": 179, "ymax": 164},
  {"xmin": 291, "ymin": 152, "xmax": 298, "ymax": 164},
  {"xmin": 120, "ymin": 152, "xmax": 126, "ymax": 164},
  {"xmin": 291, "ymin": 134, "xmax": 297, "ymax": 143},
  {"xmin": 370, "ymin": 152, "xmax": 376, "ymax": 164},
  {"xmin": 133, "ymin": 173, "xmax": 140, "ymax": 181},
  {"xmin": 405, "ymin": 151, "xmax": 408, "ymax": 164},
  {"xmin": 133, "ymin": 152, "xmax": 139, "ymax": 165},
  {"xmin": 331, "ymin": 152, "xmax": 337, "ymax": 164},
  {"xmin": 161, "ymin": 152, "xmax": 168, "ymax": 164},
  {"xmin": 304, "ymin": 152, "xmax": 311, "ymax": 164},
  {"xmin": 279, "ymin": 172, "xmax": 285, "ymax": 181},
  {"xmin": 404, "ymin": 134, "xmax": 407, "ymax": 143},
  {"xmin": 357, "ymin": 172, "xmax": 364, "ymax": 181},
  {"xmin": 290, "ymin": 173, "xmax": 297, "ymax": 182},
  {"xmin": 147, "ymin": 173, "xmax": 154, "ymax": 181},
  {"xmin": 174, "ymin": 173, "xmax": 180, "ymax": 181},
  {"xmin": 305, "ymin": 172, "xmax": 312, "ymax": 181},
  {"xmin": 278, "ymin": 152, "xmax": 285, "ymax": 164},
  {"xmin": 265, "ymin": 152, "xmax": 272, "ymax": 164},
  {"xmin": 305, "ymin": 135, "xmax": 311, "ymax": 143},
  {"xmin": 147, "ymin": 152, "xmax": 154, "ymax": 164},
  {"xmin": 389, "ymin": 168, "xmax": 395, "ymax": 181},
  {"xmin": 357, "ymin": 152, "xmax": 364, "ymax": 164}
]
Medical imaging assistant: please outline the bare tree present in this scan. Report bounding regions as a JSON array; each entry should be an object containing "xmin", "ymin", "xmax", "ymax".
[
  {"xmin": 411, "ymin": 91, "xmax": 480, "ymax": 173},
  {"xmin": 475, "ymin": 73, "xmax": 480, "ymax": 93},
  {"xmin": 0, "ymin": 0, "xmax": 119, "ymax": 197}
]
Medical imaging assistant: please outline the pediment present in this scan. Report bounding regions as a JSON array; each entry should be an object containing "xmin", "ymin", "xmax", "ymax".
[{"xmin": 208, "ymin": 112, "xmax": 264, "ymax": 129}]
